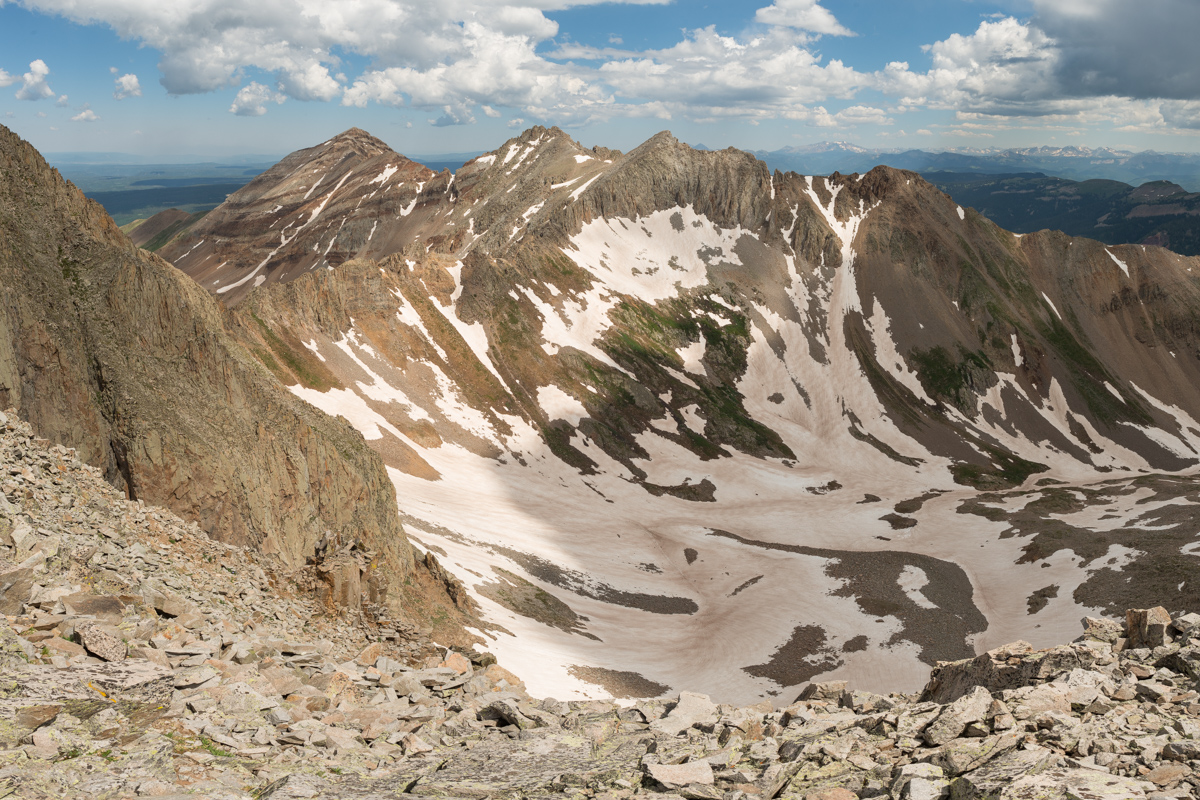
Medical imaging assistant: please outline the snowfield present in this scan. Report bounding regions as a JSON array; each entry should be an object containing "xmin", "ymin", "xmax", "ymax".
[{"xmin": 286, "ymin": 184, "xmax": 1200, "ymax": 706}]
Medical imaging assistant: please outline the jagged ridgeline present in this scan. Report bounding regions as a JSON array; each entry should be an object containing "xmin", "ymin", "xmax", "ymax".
[
  {"xmin": 22, "ymin": 121, "xmax": 1200, "ymax": 706},
  {"xmin": 0, "ymin": 124, "xmax": 471, "ymax": 638}
]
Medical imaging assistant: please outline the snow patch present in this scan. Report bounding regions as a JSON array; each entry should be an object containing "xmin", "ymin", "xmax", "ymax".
[
  {"xmin": 1041, "ymin": 292, "xmax": 1062, "ymax": 320},
  {"xmin": 370, "ymin": 165, "xmax": 399, "ymax": 186},
  {"xmin": 569, "ymin": 174, "xmax": 601, "ymax": 201},
  {"xmin": 897, "ymin": 566, "xmax": 937, "ymax": 609},
  {"xmin": 537, "ymin": 385, "xmax": 588, "ymax": 427},
  {"xmin": 1107, "ymin": 249, "xmax": 1130, "ymax": 278},
  {"xmin": 678, "ymin": 339, "xmax": 706, "ymax": 376}
]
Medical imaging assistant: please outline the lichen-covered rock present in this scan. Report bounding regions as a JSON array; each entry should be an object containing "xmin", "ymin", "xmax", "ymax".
[{"xmin": 922, "ymin": 641, "xmax": 1100, "ymax": 704}]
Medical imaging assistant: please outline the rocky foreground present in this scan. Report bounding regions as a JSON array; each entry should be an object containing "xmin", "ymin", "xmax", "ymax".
[{"xmin": 0, "ymin": 411, "xmax": 1198, "ymax": 800}]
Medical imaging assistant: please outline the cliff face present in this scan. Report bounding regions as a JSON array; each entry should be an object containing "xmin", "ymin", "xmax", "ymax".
[{"xmin": 0, "ymin": 124, "xmax": 464, "ymax": 628}]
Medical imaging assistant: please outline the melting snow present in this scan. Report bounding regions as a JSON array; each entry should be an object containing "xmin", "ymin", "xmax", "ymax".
[
  {"xmin": 569, "ymin": 174, "xmax": 601, "ymax": 201},
  {"xmin": 897, "ymin": 566, "xmax": 938, "ymax": 609},
  {"xmin": 1042, "ymin": 292, "xmax": 1062, "ymax": 320},
  {"xmin": 956, "ymin": 206, "xmax": 965, "ymax": 221},
  {"xmin": 370, "ymin": 165, "xmax": 399, "ymax": 186},
  {"xmin": 574, "ymin": 154, "xmax": 594, "ymax": 163},
  {"xmin": 302, "ymin": 172, "xmax": 326, "ymax": 200},
  {"xmin": 302, "ymin": 339, "xmax": 326, "ymax": 362},
  {"xmin": 1011, "ymin": 334, "xmax": 1023, "ymax": 367},
  {"xmin": 678, "ymin": 339, "xmax": 706, "ymax": 376},
  {"xmin": 1107, "ymin": 249, "xmax": 1130, "ymax": 278},
  {"xmin": 537, "ymin": 385, "xmax": 588, "ymax": 426}
]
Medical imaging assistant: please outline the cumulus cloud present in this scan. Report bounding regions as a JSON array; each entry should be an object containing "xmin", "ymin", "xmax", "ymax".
[
  {"xmin": 755, "ymin": 0, "xmax": 853, "ymax": 37},
  {"xmin": 876, "ymin": 3, "xmax": 1200, "ymax": 134},
  {"xmin": 229, "ymin": 82, "xmax": 286, "ymax": 116},
  {"xmin": 15, "ymin": 60, "xmax": 54, "ymax": 101},
  {"xmin": 71, "ymin": 103, "xmax": 99, "ymax": 122},
  {"xmin": 596, "ymin": 26, "xmax": 863, "ymax": 122},
  {"xmin": 0, "ymin": 70, "xmax": 14, "ymax": 88},
  {"xmin": 112, "ymin": 71, "xmax": 142, "ymax": 99},
  {"xmin": 10, "ymin": 0, "xmax": 863, "ymax": 124},
  {"xmin": 55, "ymin": 94, "xmax": 69, "ymax": 106},
  {"xmin": 12, "ymin": 0, "xmax": 1197, "ymax": 135}
]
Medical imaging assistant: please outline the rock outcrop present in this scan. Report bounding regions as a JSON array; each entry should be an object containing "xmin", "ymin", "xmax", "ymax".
[
  {"xmin": 2, "ymin": 416, "xmax": 1197, "ymax": 799},
  {"xmin": 0, "ymin": 124, "xmax": 460, "ymax": 627}
]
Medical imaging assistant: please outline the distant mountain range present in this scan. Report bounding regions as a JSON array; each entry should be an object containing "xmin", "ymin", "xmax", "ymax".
[
  {"xmin": 924, "ymin": 173, "xmax": 1200, "ymax": 256},
  {"xmin": 749, "ymin": 142, "xmax": 1200, "ymax": 193}
]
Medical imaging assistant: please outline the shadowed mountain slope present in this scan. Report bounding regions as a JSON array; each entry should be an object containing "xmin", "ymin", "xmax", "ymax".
[{"xmin": 0, "ymin": 124, "xmax": 470, "ymax": 636}]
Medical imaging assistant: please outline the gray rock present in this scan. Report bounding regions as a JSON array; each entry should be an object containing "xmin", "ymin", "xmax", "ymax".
[
  {"xmin": 1005, "ymin": 767, "xmax": 1154, "ymax": 799},
  {"xmin": 75, "ymin": 620, "xmax": 127, "ymax": 662},
  {"xmin": 892, "ymin": 763, "xmax": 949, "ymax": 799},
  {"xmin": 650, "ymin": 692, "xmax": 719, "ymax": 736},
  {"xmin": 925, "ymin": 686, "xmax": 993, "ymax": 745},
  {"xmin": 947, "ymin": 747, "xmax": 1055, "ymax": 799},
  {"xmin": 646, "ymin": 760, "xmax": 715, "ymax": 790}
]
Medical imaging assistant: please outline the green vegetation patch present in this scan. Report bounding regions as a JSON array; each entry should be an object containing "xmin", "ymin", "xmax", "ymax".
[
  {"xmin": 909, "ymin": 344, "xmax": 993, "ymax": 414},
  {"xmin": 249, "ymin": 312, "xmax": 341, "ymax": 392}
]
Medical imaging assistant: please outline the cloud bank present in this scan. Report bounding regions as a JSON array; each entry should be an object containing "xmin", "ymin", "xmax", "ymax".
[{"xmin": 7, "ymin": 0, "xmax": 1200, "ymax": 136}]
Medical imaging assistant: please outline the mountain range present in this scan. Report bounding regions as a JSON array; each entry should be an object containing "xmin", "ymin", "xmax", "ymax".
[
  {"xmin": 923, "ymin": 173, "xmax": 1200, "ymax": 256},
  {"xmin": 7, "ymin": 122, "xmax": 1200, "ymax": 705},
  {"xmin": 750, "ymin": 143, "xmax": 1200, "ymax": 193}
]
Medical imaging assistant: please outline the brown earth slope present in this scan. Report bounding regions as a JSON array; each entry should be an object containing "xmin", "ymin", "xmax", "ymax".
[{"xmin": 0, "ymin": 123, "xmax": 468, "ymax": 634}]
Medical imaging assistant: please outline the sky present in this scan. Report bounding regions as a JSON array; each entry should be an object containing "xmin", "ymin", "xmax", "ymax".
[{"xmin": 1, "ymin": 0, "xmax": 1199, "ymax": 159}]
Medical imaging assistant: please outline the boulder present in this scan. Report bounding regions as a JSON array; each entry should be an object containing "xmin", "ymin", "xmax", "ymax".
[
  {"xmin": 61, "ymin": 593, "xmax": 126, "ymax": 624},
  {"xmin": 921, "ymin": 641, "xmax": 1099, "ymax": 704},
  {"xmin": 924, "ymin": 686, "xmax": 993, "ymax": 745},
  {"xmin": 798, "ymin": 680, "xmax": 848, "ymax": 702},
  {"xmin": 1126, "ymin": 607, "xmax": 1171, "ymax": 649},
  {"xmin": 1005, "ymin": 767, "xmax": 1154, "ymax": 799},
  {"xmin": 650, "ymin": 692, "xmax": 719, "ymax": 736},
  {"xmin": 645, "ymin": 760, "xmax": 714, "ymax": 790},
  {"xmin": 946, "ymin": 747, "xmax": 1054, "ymax": 799},
  {"xmin": 891, "ymin": 763, "xmax": 948, "ymax": 799},
  {"xmin": 75, "ymin": 620, "xmax": 127, "ymax": 662},
  {"xmin": 1077, "ymin": 617, "xmax": 1123, "ymax": 644}
]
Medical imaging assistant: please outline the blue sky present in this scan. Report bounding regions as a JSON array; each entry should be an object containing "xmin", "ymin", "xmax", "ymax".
[{"xmin": 2, "ymin": 0, "xmax": 1199, "ymax": 159}]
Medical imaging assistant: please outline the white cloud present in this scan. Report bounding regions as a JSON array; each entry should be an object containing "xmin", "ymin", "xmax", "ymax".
[
  {"xmin": 754, "ymin": 0, "xmax": 853, "ymax": 37},
  {"xmin": 0, "ymin": 70, "xmax": 14, "ymax": 88},
  {"xmin": 229, "ymin": 82, "xmax": 285, "ymax": 116},
  {"xmin": 14, "ymin": 0, "xmax": 864, "ymax": 127},
  {"xmin": 113, "ymin": 72, "xmax": 142, "ymax": 99},
  {"xmin": 71, "ymin": 103, "xmax": 99, "ymax": 122},
  {"xmin": 55, "ymin": 94, "xmax": 69, "ymax": 107},
  {"xmin": 15, "ymin": 60, "xmax": 54, "ymax": 101},
  {"xmin": 14, "ymin": 0, "xmax": 1197, "ymax": 137},
  {"xmin": 596, "ymin": 26, "xmax": 864, "ymax": 122},
  {"xmin": 35, "ymin": 111, "xmax": 46, "ymax": 118}
]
